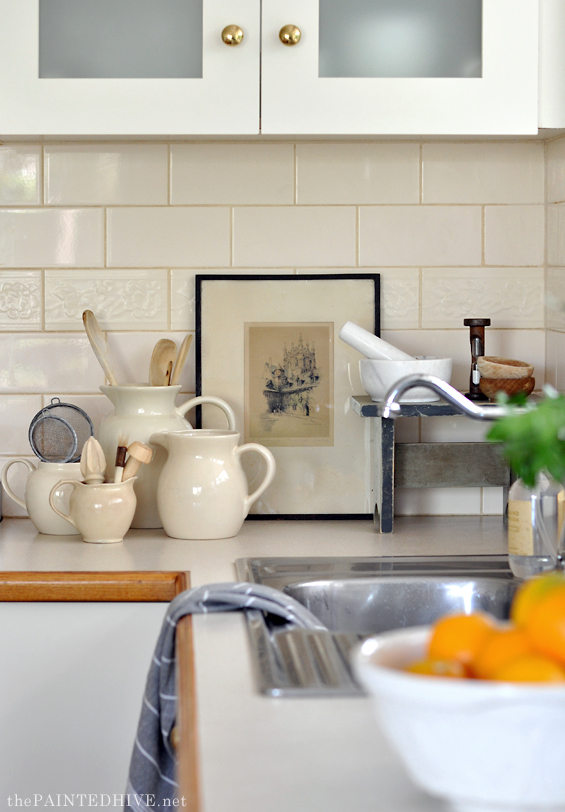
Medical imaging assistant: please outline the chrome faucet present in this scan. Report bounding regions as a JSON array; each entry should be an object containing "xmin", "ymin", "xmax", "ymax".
[{"xmin": 379, "ymin": 374, "xmax": 510, "ymax": 420}]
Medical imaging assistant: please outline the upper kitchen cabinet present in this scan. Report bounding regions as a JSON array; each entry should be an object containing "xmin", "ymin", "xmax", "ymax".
[
  {"xmin": 261, "ymin": 0, "xmax": 540, "ymax": 135},
  {"xmin": 0, "ymin": 0, "xmax": 560, "ymax": 136},
  {"xmin": 0, "ymin": 0, "xmax": 260, "ymax": 135}
]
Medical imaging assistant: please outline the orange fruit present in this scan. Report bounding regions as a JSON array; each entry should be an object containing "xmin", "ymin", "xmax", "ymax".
[
  {"xmin": 511, "ymin": 572, "xmax": 565, "ymax": 629},
  {"xmin": 523, "ymin": 586, "xmax": 565, "ymax": 666},
  {"xmin": 492, "ymin": 653, "xmax": 565, "ymax": 683},
  {"xmin": 406, "ymin": 658, "xmax": 466, "ymax": 678},
  {"xmin": 472, "ymin": 625, "xmax": 533, "ymax": 679},
  {"xmin": 428, "ymin": 612, "xmax": 497, "ymax": 671}
]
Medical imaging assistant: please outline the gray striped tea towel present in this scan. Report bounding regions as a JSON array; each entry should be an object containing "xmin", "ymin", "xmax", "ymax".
[{"xmin": 124, "ymin": 581, "xmax": 327, "ymax": 812}]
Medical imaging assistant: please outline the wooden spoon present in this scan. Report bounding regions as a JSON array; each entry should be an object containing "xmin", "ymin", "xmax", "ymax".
[
  {"xmin": 149, "ymin": 339, "xmax": 177, "ymax": 386},
  {"xmin": 82, "ymin": 310, "xmax": 118, "ymax": 386},
  {"xmin": 170, "ymin": 334, "xmax": 193, "ymax": 386}
]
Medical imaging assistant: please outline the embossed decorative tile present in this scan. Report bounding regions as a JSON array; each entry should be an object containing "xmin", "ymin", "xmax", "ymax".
[
  {"xmin": 171, "ymin": 269, "xmax": 291, "ymax": 331},
  {"xmin": 378, "ymin": 269, "xmax": 420, "ymax": 329},
  {"xmin": 422, "ymin": 268, "xmax": 544, "ymax": 329},
  {"xmin": 0, "ymin": 271, "xmax": 41, "ymax": 331},
  {"xmin": 45, "ymin": 269, "xmax": 168, "ymax": 330},
  {"xmin": 294, "ymin": 268, "xmax": 419, "ymax": 330}
]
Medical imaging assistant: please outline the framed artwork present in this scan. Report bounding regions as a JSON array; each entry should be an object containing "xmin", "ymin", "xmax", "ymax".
[{"xmin": 195, "ymin": 274, "xmax": 380, "ymax": 519}]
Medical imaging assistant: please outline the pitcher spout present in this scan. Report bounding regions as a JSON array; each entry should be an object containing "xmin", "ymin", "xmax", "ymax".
[{"xmin": 149, "ymin": 432, "xmax": 170, "ymax": 452}]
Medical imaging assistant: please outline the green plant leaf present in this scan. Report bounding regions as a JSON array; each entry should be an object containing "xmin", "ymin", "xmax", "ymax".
[{"xmin": 486, "ymin": 394, "xmax": 565, "ymax": 487}]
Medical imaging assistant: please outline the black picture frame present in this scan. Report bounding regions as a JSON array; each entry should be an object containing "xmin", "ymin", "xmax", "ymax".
[{"xmin": 196, "ymin": 273, "xmax": 380, "ymax": 519}]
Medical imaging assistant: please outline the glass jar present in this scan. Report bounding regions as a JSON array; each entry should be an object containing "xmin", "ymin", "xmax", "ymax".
[{"xmin": 507, "ymin": 473, "xmax": 564, "ymax": 579}]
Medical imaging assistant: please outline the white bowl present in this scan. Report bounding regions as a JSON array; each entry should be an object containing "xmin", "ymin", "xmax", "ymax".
[
  {"xmin": 359, "ymin": 357, "xmax": 452, "ymax": 402},
  {"xmin": 353, "ymin": 626, "xmax": 565, "ymax": 812}
]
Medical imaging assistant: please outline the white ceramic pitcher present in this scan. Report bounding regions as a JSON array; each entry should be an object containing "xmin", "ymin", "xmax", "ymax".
[
  {"xmin": 98, "ymin": 385, "xmax": 236, "ymax": 529},
  {"xmin": 1, "ymin": 459, "xmax": 82, "ymax": 535},
  {"xmin": 150, "ymin": 430, "xmax": 276, "ymax": 540}
]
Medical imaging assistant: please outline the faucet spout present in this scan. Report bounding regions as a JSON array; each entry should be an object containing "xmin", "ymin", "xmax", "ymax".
[{"xmin": 379, "ymin": 374, "xmax": 511, "ymax": 420}]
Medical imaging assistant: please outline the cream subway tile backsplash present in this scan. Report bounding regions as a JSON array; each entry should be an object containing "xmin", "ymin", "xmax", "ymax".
[
  {"xmin": 0, "ymin": 395, "xmax": 42, "ymax": 455},
  {"xmin": 548, "ymin": 204, "xmax": 565, "ymax": 267},
  {"xmin": 482, "ymin": 488, "xmax": 505, "ymax": 515},
  {"xmin": 546, "ymin": 330, "xmax": 565, "ymax": 389},
  {"xmin": 295, "ymin": 142, "xmax": 420, "ymax": 204},
  {"xmin": 422, "ymin": 142, "xmax": 544, "ymax": 204},
  {"xmin": 43, "ymin": 393, "xmax": 114, "ymax": 438},
  {"xmin": 44, "ymin": 144, "xmax": 168, "ymax": 206},
  {"xmin": 0, "ymin": 271, "xmax": 42, "ymax": 331},
  {"xmin": 422, "ymin": 268, "xmax": 544, "ymax": 329},
  {"xmin": 106, "ymin": 331, "xmax": 195, "ymax": 390},
  {"xmin": 0, "ymin": 333, "xmax": 104, "ymax": 393},
  {"xmin": 359, "ymin": 206, "xmax": 482, "ymax": 267},
  {"xmin": 171, "ymin": 268, "xmax": 293, "ymax": 332},
  {"xmin": 547, "ymin": 267, "xmax": 565, "ymax": 331},
  {"xmin": 0, "ymin": 136, "xmax": 564, "ymax": 518},
  {"xmin": 107, "ymin": 206, "xmax": 231, "ymax": 267},
  {"xmin": 45, "ymin": 269, "xmax": 168, "ymax": 331},
  {"xmin": 170, "ymin": 143, "xmax": 294, "ymax": 205},
  {"xmin": 233, "ymin": 206, "xmax": 356, "ymax": 267},
  {"xmin": 382, "ymin": 328, "xmax": 545, "ymax": 392},
  {"xmin": 484, "ymin": 205, "xmax": 545, "ymax": 266},
  {"xmin": 298, "ymin": 267, "xmax": 419, "ymax": 330},
  {"xmin": 0, "ymin": 208, "xmax": 104, "ymax": 268},
  {"xmin": 394, "ymin": 487, "xmax": 482, "ymax": 516},
  {"xmin": 0, "ymin": 145, "xmax": 41, "ymax": 206},
  {"xmin": 547, "ymin": 138, "xmax": 565, "ymax": 204},
  {"xmin": 420, "ymin": 415, "xmax": 491, "ymax": 444}
]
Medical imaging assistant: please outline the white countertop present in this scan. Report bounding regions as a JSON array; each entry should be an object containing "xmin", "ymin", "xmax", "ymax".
[{"xmin": 0, "ymin": 515, "xmax": 508, "ymax": 812}]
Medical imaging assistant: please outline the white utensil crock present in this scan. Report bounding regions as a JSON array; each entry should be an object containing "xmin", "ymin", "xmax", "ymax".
[
  {"xmin": 1, "ymin": 459, "xmax": 82, "ymax": 535},
  {"xmin": 49, "ymin": 478, "xmax": 137, "ymax": 544},
  {"xmin": 98, "ymin": 385, "xmax": 236, "ymax": 529},
  {"xmin": 150, "ymin": 429, "xmax": 276, "ymax": 540}
]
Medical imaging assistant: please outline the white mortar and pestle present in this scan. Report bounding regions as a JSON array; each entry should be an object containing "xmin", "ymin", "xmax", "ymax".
[{"xmin": 339, "ymin": 322, "xmax": 452, "ymax": 403}]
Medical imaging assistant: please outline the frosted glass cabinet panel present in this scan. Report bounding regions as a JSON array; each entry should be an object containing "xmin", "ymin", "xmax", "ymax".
[
  {"xmin": 39, "ymin": 0, "xmax": 203, "ymax": 79},
  {"xmin": 262, "ymin": 0, "xmax": 539, "ymax": 134},
  {"xmin": 319, "ymin": 0, "xmax": 482, "ymax": 79},
  {"xmin": 0, "ymin": 0, "xmax": 260, "ymax": 135}
]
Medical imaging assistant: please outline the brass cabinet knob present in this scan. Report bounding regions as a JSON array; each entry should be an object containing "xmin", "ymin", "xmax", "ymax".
[
  {"xmin": 221, "ymin": 25, "xmax": 244, "ymax": 46},
  {"xmin": 279, "ymin": 25, "xmax": 301, "ymax": 46}
]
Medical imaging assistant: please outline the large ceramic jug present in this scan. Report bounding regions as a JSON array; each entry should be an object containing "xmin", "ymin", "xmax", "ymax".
[
  {"xmin": 150, "ymin": 430, "xmax": 276, "ymax": 540},
  {"xmin": 98, "ymin": 385, "xmax": 236, "ymax": 529}
]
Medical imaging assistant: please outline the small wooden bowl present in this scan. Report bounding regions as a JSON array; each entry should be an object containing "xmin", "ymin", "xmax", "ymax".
[
  {"xmin": 479, "ymin": 376, "xmax": 535, "ymax": 400},
  {"xmin": 477, "ymin": 356, "xmax": 534, "ymax": 380}
]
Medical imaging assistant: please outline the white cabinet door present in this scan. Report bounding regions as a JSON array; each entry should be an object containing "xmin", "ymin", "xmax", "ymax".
[
  {"xmin": 261, "ymin": 0, "xmax": 539, "ymax": 135},
  {"xmin": 0, "ymin": 602, "xmax": 166, "ymax": 799},
  {"xmin": 0, "ymin": 0, "xmax": 260, "ymax": 135}
]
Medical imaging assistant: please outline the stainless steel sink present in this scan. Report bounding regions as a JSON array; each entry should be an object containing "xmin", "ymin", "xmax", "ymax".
[{"xmin": 235, "ymin": 555, "xmax": 517, "ymax": 697}]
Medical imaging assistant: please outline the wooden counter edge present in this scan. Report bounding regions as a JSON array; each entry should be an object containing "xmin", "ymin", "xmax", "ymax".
[
  {"xmin": 0, "ymin": 570, "xmax": 190, "ymax": 601},
  {"xmin": 176, "ymin": 611, "xmax": 201, "ymax": 812}
]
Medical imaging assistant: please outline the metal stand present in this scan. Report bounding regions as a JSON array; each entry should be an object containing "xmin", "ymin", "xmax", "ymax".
[{"xmin": 351, "ymin": 396, "xmax": 510, "ymax": 533}]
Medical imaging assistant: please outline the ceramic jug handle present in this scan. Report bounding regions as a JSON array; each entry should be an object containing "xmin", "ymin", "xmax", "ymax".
[
  {"xmin": 1, "ymin": 458, "xmax": 36, "ymax": 510},
  {"xmin": 235, "ymin": 444, "xmax": 276, "ymax": 514},
  {"xmin": 48, "ymin": 480, "xmax": 78, "ymax": 529},
  {"xmin": 176, "ymin": 396, "xmax": 236, "ymax": 430}
]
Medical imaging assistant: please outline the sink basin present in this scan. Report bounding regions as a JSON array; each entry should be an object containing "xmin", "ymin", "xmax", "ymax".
[{"xmin": 235, "ymin": 555, "xmax": 517, "ymax": 697}]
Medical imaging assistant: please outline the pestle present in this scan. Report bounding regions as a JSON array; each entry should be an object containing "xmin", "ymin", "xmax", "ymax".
[{"xmin": 339, "ymin": 321, "xmax": 414, "ymax": 361}]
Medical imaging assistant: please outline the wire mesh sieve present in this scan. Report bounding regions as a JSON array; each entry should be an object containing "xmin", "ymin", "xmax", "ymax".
[{"xmin": 28, "ymin": 398, "xmax": 94, "ymax": 463}]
